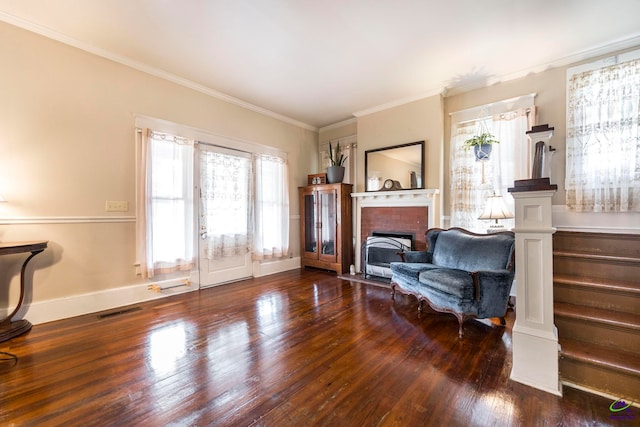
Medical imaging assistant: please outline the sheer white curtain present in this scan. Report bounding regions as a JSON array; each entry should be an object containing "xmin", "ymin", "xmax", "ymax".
[
  {"xmin": 253, "ymin": 153, "xmax": 289, "ymax": 260},
  {"xmin": 136, "ymin": 129, "xmax": 195, "ymax": 279},
  {"xmin": 450, "ymin": 108, "xmax": 533, "ymax": 232},
  {"xmin": 200, "ymin": 148, "xmax": 252, "ymax": 258},
  {"xmin": 566, "ymin": 57, "xmax": 640, "ymax": 212}
]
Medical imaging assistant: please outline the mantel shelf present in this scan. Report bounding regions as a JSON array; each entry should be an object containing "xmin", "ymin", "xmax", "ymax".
[{"xmin": 351, "ymin": 188, "xmax": 440, "ymax": 200}]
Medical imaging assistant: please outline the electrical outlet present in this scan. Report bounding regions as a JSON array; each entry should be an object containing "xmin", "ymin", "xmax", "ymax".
[{"xmin": 105, "ymin": 200, "xmax": 129, "ymax": 212}]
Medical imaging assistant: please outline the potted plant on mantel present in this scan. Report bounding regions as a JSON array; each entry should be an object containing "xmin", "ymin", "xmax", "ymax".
[
  {"xmin": 463, "ymin": 132, "xmax": 500, "ymax": 161},
  {"xmin": 327, "ymin": 142, "xmax": 348, "ymax": 183}
]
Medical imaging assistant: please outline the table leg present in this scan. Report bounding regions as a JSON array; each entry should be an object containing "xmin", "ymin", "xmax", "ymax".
[{"xmin": 0, "ymin": 249, "xmax": 44, "ymax": 342}]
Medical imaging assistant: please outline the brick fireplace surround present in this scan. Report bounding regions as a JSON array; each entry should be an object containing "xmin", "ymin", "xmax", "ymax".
[
  {"xmin": 361, "ymin": 207, "xmax": 429, "ymax": 251},
  {"xmin": 351, "ymin": 189, "xmax": 440, "ymax": 272}
]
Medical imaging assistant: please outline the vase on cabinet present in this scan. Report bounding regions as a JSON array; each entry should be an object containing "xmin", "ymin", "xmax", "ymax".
[{"xmin": 326, "ymin": 166, "xmax": 345, "ymax": 183}]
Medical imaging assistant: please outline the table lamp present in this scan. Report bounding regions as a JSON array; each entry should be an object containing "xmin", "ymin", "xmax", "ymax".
[{"xmin": 478, "ymin": 194, "xmax": 514, "ymax": 233}]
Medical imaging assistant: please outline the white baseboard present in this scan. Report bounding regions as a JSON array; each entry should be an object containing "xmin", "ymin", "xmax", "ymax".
[
  {"xmin": 253, "ymin": 257, "xmax": 301, "ymax": 277},
  {"xmin": 14, "ymin": 258, "xmax": 301, "ymax": 325},
  {"xmin": 20, "ymin": 278, "xmax": 197, "ymax": 326}
]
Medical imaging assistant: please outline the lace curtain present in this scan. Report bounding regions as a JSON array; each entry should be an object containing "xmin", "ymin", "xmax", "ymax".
[
  {"xmin": 253, "ymin": 153, "xmax": 289, "ymax": 260},
  {"xmin": 450, "ymin": 108, "xmax": 533, "ymax": 232},
  {"xmin": 566, "ymin": 58, "xmax": 640, "ymax": 212},
  {"xmin": 136, "ymin": 129, "xmax": 195, "ymax": 279},
  {"xmin": 200, "ymin": 148, "xmax": 252, "ymax": 259}
]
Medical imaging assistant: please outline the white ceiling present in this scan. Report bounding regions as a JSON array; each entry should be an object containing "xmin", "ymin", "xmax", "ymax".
[{"xmin": 1, "ymin": 1, "xmax": 640, "ymax": 130}]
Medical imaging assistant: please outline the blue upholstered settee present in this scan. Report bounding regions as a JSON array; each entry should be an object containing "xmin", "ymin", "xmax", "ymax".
[{"xmin": 390, "ymin": 227, "xmax": 515, "ymax": 338}]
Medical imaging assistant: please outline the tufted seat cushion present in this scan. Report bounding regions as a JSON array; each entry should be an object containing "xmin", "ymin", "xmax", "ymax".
[
  {"xmin": 418, "ymin": 268, "xmax": 475, "ymax": 300},
  {"xmin": 390, "ymin": 262, "xmax": 438, "ymax": 281}
]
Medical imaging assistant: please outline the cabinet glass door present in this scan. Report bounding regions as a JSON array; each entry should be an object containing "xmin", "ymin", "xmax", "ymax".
[
  {"xmin": 318, "ymin": 189, "xmax": 337, "ymax": 261},
  {"xmin": 303, "ymin": 192, "xmax": 317, "ymax": 256}
]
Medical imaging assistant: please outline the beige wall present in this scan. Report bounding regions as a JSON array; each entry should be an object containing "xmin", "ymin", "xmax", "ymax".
[
  {"xmin": 356, "ymin": 96, "xmax": 444, "ymax": 194},
  {"xmin": 318, "ymin": 120, "xmax": 357, "ymax": 146},
  {"xmin": 0, "ymin": 22, "xmax": 316, "ymax": 310}
]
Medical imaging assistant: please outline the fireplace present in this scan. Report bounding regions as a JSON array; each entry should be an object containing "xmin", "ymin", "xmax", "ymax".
[
  {"xmin": 351, "ymin": 189, "xmax": 440, "ymax": 273},
  {"xmin": 362, "ymin": 232, "xmax": 413, "ymax": 281}
]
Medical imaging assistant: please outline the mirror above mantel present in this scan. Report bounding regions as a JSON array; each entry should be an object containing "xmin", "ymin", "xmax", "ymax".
[{"xmin": 364, "ymin": 141, "xmax": 425, "ymax": 191}]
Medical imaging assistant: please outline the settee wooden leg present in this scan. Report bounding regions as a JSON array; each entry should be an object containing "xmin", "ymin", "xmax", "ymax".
[
  {"xmin": 390, "ymin": 284, "xmax": 396, "ymax": 300},
  {"xmin": 453, "ymin": 313, "xmax": 466, "ymax": 339}
]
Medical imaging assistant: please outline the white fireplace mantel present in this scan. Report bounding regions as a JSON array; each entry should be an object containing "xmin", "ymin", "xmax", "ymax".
[
  {"xmin": 352, "ymin": 188, "xmax": 439, "ymax": 205},
  {"xmin": 351, "ymin": 189, "xmax": 440, "ymax": 271}
]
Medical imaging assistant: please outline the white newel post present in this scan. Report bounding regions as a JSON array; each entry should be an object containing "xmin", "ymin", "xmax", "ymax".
[{"xmin": 508, "ymin": 180, "xmax": 562, "ymax": 396}]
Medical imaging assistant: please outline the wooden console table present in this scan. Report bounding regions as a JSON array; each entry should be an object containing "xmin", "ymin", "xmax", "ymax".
[{"xmin": 0, "ymin": 241, "xmax": 48, "ymax": 342}]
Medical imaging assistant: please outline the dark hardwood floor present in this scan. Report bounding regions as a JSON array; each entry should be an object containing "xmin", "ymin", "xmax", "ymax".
[{"xmin": 0, "ymin": 269, "xmax": 633, "ymax": 426}]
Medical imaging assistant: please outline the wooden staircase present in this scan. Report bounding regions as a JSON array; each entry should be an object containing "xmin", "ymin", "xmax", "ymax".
[{"xmin": 553, "ymin": 231, "xmax": 640, "ymax": 402}]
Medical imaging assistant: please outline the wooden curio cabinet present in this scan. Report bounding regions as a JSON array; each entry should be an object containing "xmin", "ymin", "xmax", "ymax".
[{"xmin": 299, "ymin": 183, "xmax": 353, "ymax": 274}]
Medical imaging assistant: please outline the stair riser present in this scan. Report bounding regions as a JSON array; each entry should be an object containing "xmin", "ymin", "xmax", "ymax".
[
  {"xmin": 554, "ymin": 284, "xmax": 640, "ymax": 314},
  {"xmin": 554, "ymin": 258, "xmax": 640, "ymax": 283},
  {"xmin": 560, "ymin": 358, "xmax": 640, "ymax": 402},
  {"xmin": 555, "ymin": 317, "xmax": 640, "ymax": 354},
  {"xmin": 554, "ymin": 231, "xmax": 640, "ymax": 259}
]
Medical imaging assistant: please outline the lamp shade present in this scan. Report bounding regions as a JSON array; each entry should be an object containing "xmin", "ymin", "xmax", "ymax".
[
  {"xmin": 478, "ymin": 194, "xmax": 514, "ymax": 221},
  {"xmin": 0, "ymin": 194, "xmax": 5, "ymax": 203}
]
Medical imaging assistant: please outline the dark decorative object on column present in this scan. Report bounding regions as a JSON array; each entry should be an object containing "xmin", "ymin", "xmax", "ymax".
[{"xmin": 527, "ymin": 124, "xmax": 556, "ymax": 180}]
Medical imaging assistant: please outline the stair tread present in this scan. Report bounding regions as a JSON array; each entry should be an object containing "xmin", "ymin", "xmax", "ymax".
[
  {"xmin": 560, "ymin": 338, "xmax": 640, "ymax": 376},
  {"xmin": 554, "ymin": 274, "xmax": 640, "ymax": 294},
  {"xmin": 554, "ymin": 302, "xmax": 640, "ymax": 330},
  {"xmin": 554, "ymin": 250, "xmax": 640, "ymax": 264}
]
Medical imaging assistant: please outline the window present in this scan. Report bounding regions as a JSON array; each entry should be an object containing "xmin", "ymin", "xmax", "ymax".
[
  {"xmin": 253, "ymin": 153, "xmax": 289, "ymax": 259},
  {"xmin": 199, "ymin": 146, "xmax": 252, "ymax": 259},
  {"xmin": 566, "ymin": 51, "xmax": 640, "ymax": 212},
  {"xmin": 450, "ymin": 95, "xmax": 535, "ymax": 232},
  {"xmin": 136, "ymin": 124, "xmax": 291, "ymax": 279},
  {"xmin": 137, "ymin": 130, "xmax": 195, "ymax": 278}
]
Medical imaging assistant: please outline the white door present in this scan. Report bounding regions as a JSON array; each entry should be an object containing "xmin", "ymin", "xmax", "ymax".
[{"xmin": 198, "ymin": 144, "xmax": 253, "ymax": 287}]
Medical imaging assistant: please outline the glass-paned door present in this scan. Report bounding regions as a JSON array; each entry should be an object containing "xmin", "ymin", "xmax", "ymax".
[
  {"xmin": 302, "ymin": 191, "xmax": 317, "ymax": 254},
  {"xmin": 198, "ymin": 144, "xmax": 253, "ymax": 287},
  {"xmin": 318, "ymin": 189, "xmax": 337, "ymax": 262}
]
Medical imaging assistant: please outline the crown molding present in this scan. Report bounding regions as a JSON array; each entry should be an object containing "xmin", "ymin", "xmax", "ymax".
[
  {"xmin": 0, "ymin": 11, "xmax": 318, "ymax": 133},
  {"xmin": 318, "ymin": 117, "xmax": 357, "ymax": 133},
  {"xmin": 353, "ymin": 88, "xmax": 445, "ymax": 118}
]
